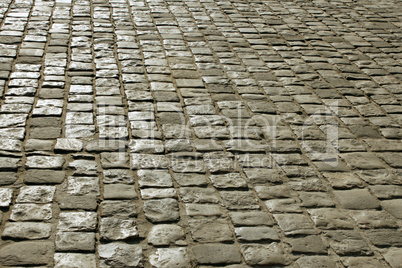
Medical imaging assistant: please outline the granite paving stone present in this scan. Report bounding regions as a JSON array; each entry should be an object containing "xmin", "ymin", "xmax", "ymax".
[{"xmin": 0, "ymin": 0, "xmax": 401, "ymax": 266}]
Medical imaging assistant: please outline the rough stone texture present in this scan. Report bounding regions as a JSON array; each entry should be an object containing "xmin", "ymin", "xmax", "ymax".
[
  {"xmin": 143, "ymin": 198, "xmax": 180, "ymax": 222},
  {"xmin": 149, "ymin": 248, "xmax": 189, "ymax": 268},
  {"xmin": 54, "ymin": 253, "xmax": 96, "ymax": 268},
  {"xmin": 2, "ymin": 222, "xmax": 52, "ymax": 240},
  {"xmin": 100, "ymin": 218, "xmax": 138, "ymax": 241},
  {"xmin": 333, "ymin": 189, "xmax": 380, "ymax": 210},
  {"xmin": 24, "ymin": 170, "xmax": 65, "ymax": 184},
  {"xmin": 192, "ymin": 244, "xmax": 242, "ymax": 264},
  {"xmin": 325, "ymin": 230, "xmax": 372, "ymax": 256},
  {"xmin": 0, "ymin": 0, "xmax": 402, "ymax": 266},
  {"xmin": 296, "ymin": 256, "xmax": 337, "ymax": 268},
  {"xmin": 58, "ymin": 212, "xmax": 97, "ymax": 232},
  {"xmin": 56, "ymin": 232, "xmax": 96, "ymax": 252},
  {"xmin": 98, "ymin": 243, "xmax": 143, "ymax": 267},
  {"xmin": 0, "ymin": 242, "xmax": 54, "ymax": 266},
  {"xmin": 16, "ymin": 186, "xmax": 56, "ymax": 203},
  {"xmin": 189, "ymin": 217, "xmax": 234, "ymax": 242},
  {"xmin": 382, "ymin": 248, "xmax": 402, "ymax": 268},
  {"xmin": 241, "ymin": 243, "xmax": 287, "ymax": 266},
  {"xmin": 26, "ymin": 155, "xmax": 64, "ymax": 169},
  {"xmin": 0, "ymin": 187, "xmax": 13, "ymax": 207},
  {"xmin": 148, "ymin": 224, "xmax": 186, "ymax": 246}
]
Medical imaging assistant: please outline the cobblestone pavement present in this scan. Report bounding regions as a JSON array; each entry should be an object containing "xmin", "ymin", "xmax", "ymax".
[{"xmin": 0, "ymin": 0, "xmax": 401, "ymax": 266}]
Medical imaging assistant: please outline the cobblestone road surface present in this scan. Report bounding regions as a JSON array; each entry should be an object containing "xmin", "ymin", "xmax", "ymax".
[{"xmin": 0, "ymin": 0, "xmax": 401, "ymax": 267}]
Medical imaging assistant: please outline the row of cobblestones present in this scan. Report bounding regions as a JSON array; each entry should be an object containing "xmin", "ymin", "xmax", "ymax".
[{"xmin": 0, "ymin": 0, "xmax": 401, "ymax": 267}]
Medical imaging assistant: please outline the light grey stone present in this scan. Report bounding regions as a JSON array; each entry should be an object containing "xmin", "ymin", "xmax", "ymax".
[
  {"xmin": 143, "ymin": 198, "xmax": 180, "ymax": 222},
  {"xmin": 0, "ymin": 187, "xmax": 13, "ymax": 207},
  {"xmin": 2, "ymin": 222, "xmax": 52, "ymax": 240},
  {"xmin": 10, "ymin": 204, "xmax": 52, "ymax": 221},
  {"xmin": 137, "ymin": 169, "xmax": 173, "ymax": 188},
  {"xmin": 56, "ymin": 232, "xmax": 96, "ymax": 252},
  {"xmin": 100, "ymin": 217, "xmax": 138, "ymax": 241},
  {"xmin": 148, "ymin": 224, "xmax": 186, "ymax": 246},
  {"xmin": 241, "ymin": 243, "xmax": 287, "ymax": 266},
  {"xmin": 16, "ymin": 186, "xmax": 56, "ymax": 203},
  {"xmin": 55, "ymin": 138, "xmax": 83, "ymax": 152},
  {"xmin": 54, "ymin": 253, "xmax": 96, "ymax": 268},
  {"xmin": 149, "ymin": 248, "xmax": 189, "ymax": 268},
  {"xmin": 98, "ymin": 243, "xmax": 143, "ymax": 267},
  {"xmin": 58, "ymin": 212, "xmax": 97, "ymax": 232},
  {"xmin": 26, "ymin": 155, "xmax": 64, "ymax": 169},
  {"xmin": 66, "ymin": 176, "xmax": 100, "ymax": 196}
]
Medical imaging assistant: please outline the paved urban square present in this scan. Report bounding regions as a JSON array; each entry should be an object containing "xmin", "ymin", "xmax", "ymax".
[{"xmin": 0, "ymin": 0, "xmax": 401, "ymax": 266}]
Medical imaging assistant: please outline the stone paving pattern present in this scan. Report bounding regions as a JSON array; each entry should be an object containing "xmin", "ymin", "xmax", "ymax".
[{"xmin": 0, "ymin": 0, "xmax": 401, "ymax": 266}]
